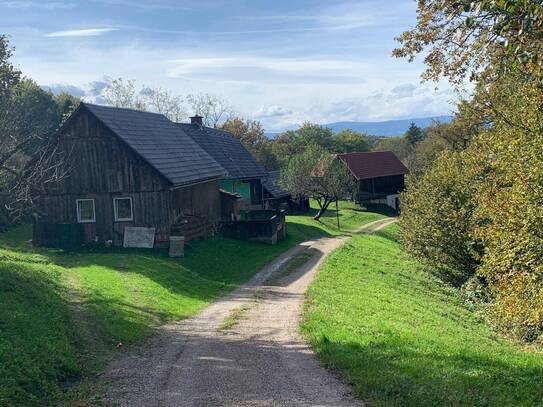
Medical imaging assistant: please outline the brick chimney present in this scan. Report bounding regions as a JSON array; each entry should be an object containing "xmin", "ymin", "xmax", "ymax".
[{"xmin": 190, "ymin": 115, "xmax": 203, "ymax": 126}]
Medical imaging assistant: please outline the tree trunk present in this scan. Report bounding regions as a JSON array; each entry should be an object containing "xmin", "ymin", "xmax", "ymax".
[{"xmin": 314, "ymin": 198, "xmax": 331, "ymax": 220}]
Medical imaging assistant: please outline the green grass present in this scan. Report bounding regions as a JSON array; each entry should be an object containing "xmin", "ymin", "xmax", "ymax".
[
  {"xmin": 0, "ymin": 201, "xmax": 384, "ymax": 406},
  {"xmin": 302, "ymin": 224, "xmax": 543, "ymax": 406}
]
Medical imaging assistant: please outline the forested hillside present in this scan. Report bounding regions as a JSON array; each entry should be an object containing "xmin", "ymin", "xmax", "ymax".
[{"xmin": 395, "ymin": 0, "xmax": 543, "ymax": 343}]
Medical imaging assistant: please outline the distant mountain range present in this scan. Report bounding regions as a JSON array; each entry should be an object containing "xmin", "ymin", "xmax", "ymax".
[{"xmin": 266, "ymin": 115, "xmax": 453, "ymax": 138}]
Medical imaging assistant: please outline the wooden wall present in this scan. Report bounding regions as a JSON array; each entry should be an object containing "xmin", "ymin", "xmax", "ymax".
[{"xmin": 34, "ymin": 108, "xmax": 220, "ymax": 246}]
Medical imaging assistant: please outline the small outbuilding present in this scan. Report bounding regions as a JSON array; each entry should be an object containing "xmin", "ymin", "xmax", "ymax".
[{"xmin": 338, "ymin": 151, "xmax": 408, "ymax": 210}]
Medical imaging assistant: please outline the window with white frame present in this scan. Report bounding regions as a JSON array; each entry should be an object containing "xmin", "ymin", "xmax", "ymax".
[
  {"xmin": 114, "ymin": 197, "xmax": 133, "ymax": 221},
  {"xmin": 76, "ymin": 199, "xmax": 96, "ymax": 223}
]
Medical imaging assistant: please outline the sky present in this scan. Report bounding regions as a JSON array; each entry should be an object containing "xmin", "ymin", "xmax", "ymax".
[{"xmin": 1, "ymin": 0, "xmax": 458, "ymax": 131}]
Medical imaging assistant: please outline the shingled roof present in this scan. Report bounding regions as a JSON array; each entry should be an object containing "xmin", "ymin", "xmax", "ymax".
[
  {"xmin": 262, "ymin": 171, "xmax": 290, "ymax": 199},
  {"xmin": 177, "ymin": 123, "xmax": 267, "ymax": 180},
  {"xmin": 338, "ymin": 151, "xmax": 408, "ymax": 180},
  {"xmin": 81, "ymin": 103, "xmax": 226, "ymax": 186}
]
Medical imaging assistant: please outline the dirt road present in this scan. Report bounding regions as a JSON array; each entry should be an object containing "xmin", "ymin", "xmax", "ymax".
[{"xmin": 104, "ymin": 218, "xmax": 396, "ymax": 406}]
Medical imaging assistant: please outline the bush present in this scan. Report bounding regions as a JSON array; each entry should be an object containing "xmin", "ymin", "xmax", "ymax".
[
  {"xmin": 469, "ymin": 79, "xmax": 543, "ymax": 341},
  {"xmin": 399, "ymin": 151, "xmax": 482, "ymax": 286},
  {"xmin": 401, "ymin": 76, "xmax": 543, "ymax": 341}
]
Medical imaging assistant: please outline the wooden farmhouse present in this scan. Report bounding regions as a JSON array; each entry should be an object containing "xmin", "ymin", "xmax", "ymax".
[
  {"xmin": 32, "ymin": 103, "xmax": 283, "ymax": 248},
  {"xmin": 338, "ymin": 151, "xmax": 408, "ymax": 210}
]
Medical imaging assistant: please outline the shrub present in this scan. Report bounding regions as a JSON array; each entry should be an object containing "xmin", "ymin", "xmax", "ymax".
[
  {"xmin": 469, "ymin": 79, "xmax": 543, "ymax": 341},
  {"xmin": 399, "ymin": 151, "xmax": 482, "ymax": 286}
]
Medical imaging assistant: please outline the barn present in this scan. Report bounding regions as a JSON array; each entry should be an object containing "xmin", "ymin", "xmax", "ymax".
[
  {"xmin": 338, "ymin": 151, "xmax": 408, "ymax": 210},
  {"xmin": 33, "ymin": 103, "xmax": 227, "ymax": 248}
]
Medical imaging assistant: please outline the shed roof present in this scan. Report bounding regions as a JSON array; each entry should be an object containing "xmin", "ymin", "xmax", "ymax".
[
  {"xmin": 82, "ymin": 103, "xmax": 226, "ymax": 186},
  {"xmin": 262, "ymin": 171, "xmax": 290, "ymax": 199},
  {"xmin": 177, "ymin": 123, "xmax": 267, "ymax": 180},
  {"xmin": 338, "ymin": 151, "xmax": 408, "ymax": 180}
]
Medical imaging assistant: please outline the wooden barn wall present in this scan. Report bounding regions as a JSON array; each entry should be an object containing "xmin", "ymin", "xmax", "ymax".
[
  {"xmin": 171, "ymin": 180, "xmax": 220, "ymax": 221},
  {"xmin": 35, "ymin": 108, "xmax": 220, "ymax": 246},
  {"xmin": 50, "ymin": 109, "xmax": 171, "ymax": 195},
  {"xmin": 35, "ymin": 191, "xmax": 172, "ymax": 246}
]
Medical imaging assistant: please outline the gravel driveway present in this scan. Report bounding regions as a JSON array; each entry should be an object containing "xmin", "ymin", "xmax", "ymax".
[{"xmin": 104, "ymin": 218, "xmax": 395, "ymax": 406}]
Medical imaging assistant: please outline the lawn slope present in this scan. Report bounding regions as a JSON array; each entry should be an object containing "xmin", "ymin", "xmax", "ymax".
[
  {"xmin": 302, "ymin": 224, "xmax": 543, "ymax": 406},
  {"xmin": 0, "ymin": 202, "xmax": 384, "ymax": 405}
]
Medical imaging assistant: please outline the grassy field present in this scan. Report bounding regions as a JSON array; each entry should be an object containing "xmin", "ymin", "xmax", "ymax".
[
  {"xmin": 0, "ymin": 201, "xmax": 384, "ymax": 406},
  {"xmin": 302, "ymin": 224, "xmax": 543, "ymax": 406}
]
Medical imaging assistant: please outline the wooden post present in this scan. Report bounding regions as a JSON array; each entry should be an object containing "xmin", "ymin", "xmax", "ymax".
[{"xmin": 336, "ymin": 200, "xmax": 340, "ymax": 230}]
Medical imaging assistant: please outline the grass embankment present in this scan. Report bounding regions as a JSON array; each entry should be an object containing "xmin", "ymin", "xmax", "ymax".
[
  {"xmin": 302, "ymin": 224, "xmax": 543, "ymax": 406},
  {"xmin": 0, "ymin": 201, "xmax": 384, "ymax": 406}
]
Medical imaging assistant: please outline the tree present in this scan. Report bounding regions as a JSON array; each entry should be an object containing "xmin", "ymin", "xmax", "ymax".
[
  {"xmin": 333, "ymin": 129, "xmax": 371, "ymax": 153},
  {"xmin": 220, "ymin": 117, "xmax": 278, "ymax": 170},
  {"xmin": 393, "ymin": 0, "xmax": 543, "ymax": 85},
  {"xmin": 272, "ymin": 123, "xmax": 335, "ymax": 168},
  {"xmin": 0, "ymin": 35, "xmax": 21, "ymax": 103},
  {"xmin": 399, "ymin": 150, "xmax": 482, "ymax": 286},
  {"xmin": 186, "ymin": 93, "xmax": 234, "ymax": 127},
  {"xmin": 54, "ymin": 91, "xmax": 80, "ymax": 124},
  {"xmin": 0, "ymin": 41, "xmax": 67, "ymax": 225},
  {"xmin": 142, "ymin": 87, "xmax": 186, "ymax": 122},
  {"xmin": 280, "ymin": 145, "xmax": 354, "ymax": 220},
  {"xmin": 102, "ymin": 78, "xmax": 147, "ymax": 110},
  {"xmin": 465, "ymin": 76, "xmax": 543, "ymax": 340},
  {"xmin": 404, "ymin": 122, "xmax": 424, "ymax": 146},
  {"xmin": 372, "ymin": 136, "xmax": 410, "ymax": 163},
  {"xmin": 396, "ymin": 0, "xmax": 543, "ymax": 343}
]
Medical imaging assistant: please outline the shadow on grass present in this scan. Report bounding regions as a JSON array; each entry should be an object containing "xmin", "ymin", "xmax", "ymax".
[
  {"xmin": 362, "ymin": 203, "xmax": 399, "ymax": 217},
  {"xmin": 311, "ymin": 336, "xmax": 543, "ymax": 406},
  {"xmin": 3, "ymin": 222, "xmax": 336, "ymax": 347},
  {"xmin": 0, "ymin": 262, "xmax": 81, "ymax": 404}
]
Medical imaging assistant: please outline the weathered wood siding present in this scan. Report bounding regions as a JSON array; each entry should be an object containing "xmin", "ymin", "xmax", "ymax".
[{"xmin": 35, "ymin": 108, "xmax": 220, "ymax": 246}]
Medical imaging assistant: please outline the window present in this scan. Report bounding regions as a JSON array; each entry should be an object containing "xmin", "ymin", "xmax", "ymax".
[
  {"xmin": 114, "ymin": 197, "xmax": 133, "ymax": 222},
  {"xmin": 76, "ymin": 199, "xmax": 96, "ymax": 223}
]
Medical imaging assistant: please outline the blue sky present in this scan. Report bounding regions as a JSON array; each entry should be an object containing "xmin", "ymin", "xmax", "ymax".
[{"xmin": 1, "ymin": 0, "xmax": 456, "ymax": 130}]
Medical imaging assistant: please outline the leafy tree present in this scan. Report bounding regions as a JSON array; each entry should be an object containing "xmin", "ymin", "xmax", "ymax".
[
  {"xmin": 399, "ymin": 150, "xmax": 482, "ymax": 286},
  {"xmin": 221, "ymin": 117, "xmax": 266, "ymax": 151},
  {"xmin": 54, "ymin": 91, "xmax": 80, "ymax": 124},
  {"xmin": 221, "ymin": 117, "xmax": 278, "ymax": 170},
  {"xmin": 404, "ymin": 122, "xmax": 424, "ymax": 146},
  {"xmin": 372, "ymin": 136, "xmax": 410, "ymax": 163},
  {"xmin": 0, "ymin": 40, "xmax": 67, "ymax": 225},
  {"xmin": 272, "ymin": 123, "xmax": 335, "ymax": 168},
  {"xmin": 0, "ymin": 35, "xmax": 20, "ymax": 102},
  {"xmin": 280, "ymin": 145, "xmax": 354, "ymax": 220},
  {"xmin": 406, "ymin": 111, "xmax": 482, "ymax": 177},
  {"xmin": 393, "ymin": 0, "xmax": 543, "ymax": 85},
  {"xmin": 333, "ymin": 129, "xmax": 371, "ymax": 153},
  {"xmin": 466, "ymin": 76, "xmax": 543, "ymax": 340}
]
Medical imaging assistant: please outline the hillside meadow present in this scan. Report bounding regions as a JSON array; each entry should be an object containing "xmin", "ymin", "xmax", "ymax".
[
  {"xmin": 302, "ymin": 224, "xmax": 543, "ymax": 406},
  {"xmin": 0, "ymin": 201, "xmax": 384, "ymax": 405}
]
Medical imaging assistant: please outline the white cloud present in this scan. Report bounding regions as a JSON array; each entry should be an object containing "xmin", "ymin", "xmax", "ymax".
[
  {"xmin": 42, "ymin": 83, "xmax": 86, "ymax": 96},
  {"xmin": 166, "ymin": 56, "xmax": 368, "ymax": 81},
  {"xmin": 0, "ymin": 1, "xmax": 75, "ymax": 9},
  {"xmin": 254, "ymin": 105, "xmax": 292, "ymax": 119},
  {"xmin": 44, "ymin": 28, "xmax": 119, "ymax": 37},
  {"xmin": 390, "ymin": 83, "xmax": 417, "ymax": 99}
]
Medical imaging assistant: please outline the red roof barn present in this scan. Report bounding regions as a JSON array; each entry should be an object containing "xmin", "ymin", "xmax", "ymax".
[{"xmin": 338, "ymin": 151, "xmax": 408, "ymax": 209}]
